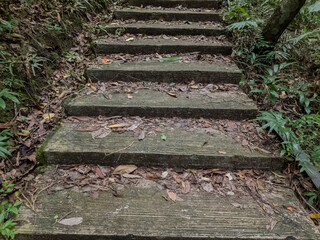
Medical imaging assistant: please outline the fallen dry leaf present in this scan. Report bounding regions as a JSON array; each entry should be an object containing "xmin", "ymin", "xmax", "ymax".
[
  {"xmin": 242, "ymin": 139, "xmax": 249, "ymax": 146},
  {"xmin": 59, "ymin": 217, "xmax": 83, "ymax": 226},
  {"xmin": 113, "ymin": 165, "xmax": 137, "ymax": 175},
  {"xmin": 94, "ymin": 167, "xmax": 104, "ymax": 178},
  {"xmin": 181, "ymin": 180, "xmax": 190, "ymax": 194},
  {"xmin": 257, "ymin": 179, "xmax": 264, "ymax": 190},
  {"xmin": 109, "ymin": 123, "xmax": 130, "ymax": 128},
  {"xmin": 43, "ymin": 113, "xmax": 55, "ymax": 123},
  {"xmin": 91, "ymin": 128, "xmax": 111, "ymax": 139},
  {"xmin": 125, "ymin": 37, "xmax": 134, "ymax": 42},
  {"xmin": 166, "ymin": 92, "xmax": 177, "ymax": 98},
  {"xmin": 138, "ymin": 130, "xmax": 145, "ymax": 140},
  {"xmin": 309, "ymin": 213, "xmax": 320, "ymax": 219},
  {"xmin": 286, "ymin": 206, "xmax": 295, "ymax": 212},
  {"xmin": 167, "ymin": 190, "xmax": 177, "ymax": 201},
  {"xmin": 101, "ymin": 58, "xmax": 112, "ymax": 64},
  {"xmin": 166, "ymin": 190, "xmax": 183, "ymax": 202}
]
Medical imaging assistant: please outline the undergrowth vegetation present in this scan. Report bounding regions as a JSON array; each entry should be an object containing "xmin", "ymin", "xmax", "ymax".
[
  {"xmin": 0, "ymin": 0, "xmax": 117, "ymax": 238},
  {"xmin": 224, "ymin": 0, "xmax": 320, "ymax": 206}
]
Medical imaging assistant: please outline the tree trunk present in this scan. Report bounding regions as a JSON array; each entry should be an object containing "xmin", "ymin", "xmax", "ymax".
[{"xmin": 262, "ymin": 0, "xmax": 306, "ymax": 45}]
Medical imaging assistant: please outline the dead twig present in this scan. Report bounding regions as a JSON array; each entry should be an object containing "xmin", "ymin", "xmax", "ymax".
[{"xmin": 104, "ymin": 141, "xmax": 135, "ymax": 157}]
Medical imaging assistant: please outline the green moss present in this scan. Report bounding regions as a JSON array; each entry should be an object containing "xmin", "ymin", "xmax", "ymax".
[
  {"xmin": 36, "ymin": 122, "xmax": 62, "ymax": 165},
  {"xmin": 36, "ymin": 140, "xmax": 49, "ymax": 165}
]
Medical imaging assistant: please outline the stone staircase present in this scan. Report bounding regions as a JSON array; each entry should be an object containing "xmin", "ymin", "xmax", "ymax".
[{"xmin": 16, "ymin": 0, "xmax": 319, "ymax": 239}]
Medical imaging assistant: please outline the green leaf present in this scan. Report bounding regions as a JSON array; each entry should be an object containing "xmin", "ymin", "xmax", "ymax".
[
  {"xmin": 161, "ymin": 133, "xmax": 167, "ymax": 141},
  {"xmin": 0, "ymin": 98, "xmax": 6, "ymax": 109},
  {"xmin": 5, "ymin": 93, "xmax": 19, "ymax": 104},
  {"xmin": 158, "ymin": 57, "xmax": 181, "ymax": 62}
]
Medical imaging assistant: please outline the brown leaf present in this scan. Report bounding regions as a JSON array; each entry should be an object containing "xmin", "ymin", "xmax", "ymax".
[
  {"xmin": 94, "ymin": 167, "xmax": 104, "ymax": 178},
  {"xmin": 91, "ymin": 128, "xmax": 111, "ymax": 139},
  {"xmin": 181, "ymin": 180, "xmax": 190, "ymax": 194},
  {"xmin": 286, "ymin": 206, "xmax": 295, "ymax": 212},
  {"xmin": 138, "ymin": 130, "xmax": 145, "ymax": 141},
  {"xmin": 257, "ymin": 179, "xmax": 264, "ymax": 190},
  {"xmin": 108, "ymin": 123, "xmax": 130, "ymax": 128},
  {"xmin": 241, "ymin": 139, "xmax": 249, "ymax": 146},
  {"xmin": 113, "ymin": 165, "xmax": 137, "ymax": 175},
  {"xmin": 173, "ymin": 174, "xmax": 181, "ymax": 183},
  {"xmin": 0, "ymin": 122, "xmax": 13, "ymax": 129},
  {"xmin": 166, "ymin": 190, "xmax": 183, "ymax": 202},
  {"xmin": 166, "ymin": 189, "xmax": 177, "ymax": 201},
  {"xmin": 166, "ymin": 92, "xmax": 177, "ymax": 98},
  {"xmin": 43, "ymin": 113, "xmax": 55, "ymax": 123},
  {"xmin": 309, "ymin": 213, "xmax": 320, "ymax": 219}
]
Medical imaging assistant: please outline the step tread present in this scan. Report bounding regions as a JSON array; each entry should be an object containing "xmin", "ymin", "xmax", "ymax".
[
  {"xmin": 87, "ymin": 61, "xmax": 241, "ymax": 84},
  {"xmin": 114, "ymin": 9, "xmax": 222, "ymax": 21},
  {"xmin": 65, "ymin": 90, "xmax": 257, "ymax": 119},
  {"xmin": 17, "ymin": 177, "xmax": 319, "ymax": 239},
  {"xmin": 41, "ymin": 121, "xmax": 281, "ymax": 169},
  {"xmin": 104, "ymin": 23, "xmax": 225, "ymax": 35},
  {"xmin": 95, "ymin": 38, "xmax": 232, "ymax": 54},
  {"xmin": 115, "ymin": 8, "xmax": 222, "ymax": 15},
  {"xmin": 95, "ymin": 38, "xmax": 231, "ymax": 47},
  {"xmin": 129, "ymin": 0, "xmax": 221, "ymax": 8}
]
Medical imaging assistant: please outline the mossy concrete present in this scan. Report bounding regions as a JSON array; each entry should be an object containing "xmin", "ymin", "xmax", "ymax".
[
  {"xmin": 104, "ymin": 23, "xmax": 225, "ymax": 36},
  {"xmin": 128, "ymin": 0, "xmax": 221, "ymax": 8},
  {"xmin": 95, "ymin": 38, "xmax": 232, "ymax": 55},
  {"xmin": 87, "ymin": 61, "xmax": 241, "ymax": 84},
  {"xmin": 114, "ymin": 9, "xmax": 222, "ymax": 22},
  {"xmin": 40, "ymin": 122, "xmax": 281, "ymax": 169},
  {"xmin": 65, "ymin": 90, "xmax": 257, "ymax": 120},
  {"xmin": 16, "ymin": 178, "xmax": 319, "ymax": 239}
]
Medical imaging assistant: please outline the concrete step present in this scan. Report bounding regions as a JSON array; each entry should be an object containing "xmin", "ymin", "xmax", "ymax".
[
  {"xmin": 65, "ymin": 90, "xmax": 257, "ymax": 120},
  {"xmin": 104, "ymin": 23, "xmax": 225, "ymax": 36},
  {"xmin": 38, "ymin": 121, "xmax": 281, "ymax": 169},
  {"xmin": 87, "ymin": 61, "xmax": 241, "ymax": 83},
  {"xmin": 16, "ymin": 172, "xmax": 319, "ymax": 239},
  {"xmin": 128, "ymin": 0, "xmax": 221, "ymax": 8},
  {"xmin": 114, "ymin": 9, "xmax": 222, "ymax": 22},
  {"xmin": 94, "ymin": 38, "xmax": 231, "ymax": 55}
]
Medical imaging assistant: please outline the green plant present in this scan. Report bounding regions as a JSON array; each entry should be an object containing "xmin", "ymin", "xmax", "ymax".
[
  {"xmin": 304, "ymin": 189, "xmax": 320, "ymax": 205},
  {"xmin": 0, "ymin": 89, "xmax": 19, "ymax": 110},
  {"xmin": 257, "ymin": 111, "xmax": 320, "ymax": 167},
  {"xmin": 29, "ymin": 54, "xmax": 48, "ymax": 77},
  {"xmin": 115, "ymin": 26, "xmax": 126, "ymax": 36},
  {"xmin": 0, "ymin": 183, "xmax": 21, "ymax": 239},
  {"xmin": 0, "ymin": 129, "xmax": 12, "ymax": 159}
]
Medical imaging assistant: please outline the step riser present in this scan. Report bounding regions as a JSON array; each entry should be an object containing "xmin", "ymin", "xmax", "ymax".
[
  {"xmin": 95, "ymin": 44, "xmax": 232, "ymax": 55},
  {"xmin": 44, "ymin": 152, "xmax": 282, "ymax": 170},
  {"xmin": 86, "ymin": 69, "xmax": 241, "ymax": 84},
  {"xmin": 128, "ymin": 0, "xmax": 221, "ymax": 8},
  {"xmin": 114, "ymin": 10, "xmax": 222, "ymax": 22},
  {"xmin": 66, "ymin": 106, "xmax": 257, "ymax": 120},
  {"xmin": 105, "ymin": 26, "xmax": 225, "ymax": 36}
]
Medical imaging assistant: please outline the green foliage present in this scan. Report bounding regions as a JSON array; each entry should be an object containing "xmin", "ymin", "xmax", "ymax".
[
  {"xmin": 257, "ymin": 111, "xmax": 320, "ymax": 167},
  {"xmin": 0, "ymin": 183, "xmax": 21, "ymax": 239},
  {"xmin": 0, "ymin": 89, "xmax": 19, "ymax": 110},
  {"xmin": 0, "ymin": 129, "xmax": 12, "ymax": 159},
  {"xmin": 115, "ymin": 26, "xmax": 126, "ymax": 36}
]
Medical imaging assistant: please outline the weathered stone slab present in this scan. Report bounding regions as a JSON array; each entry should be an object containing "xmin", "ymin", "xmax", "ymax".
[
  {"xmin": 104, "ymin": 23, "xmax": 225, "ymax": 36},
  {"xmin": 95, "ymin": 38, "xmax": 232, "ymax": 55},
  {"xmin": 16, "ymin": 179, "xmax": 319, "ymax": 239},
  {"xmin": 39, "ymin": 122, "xmax": 281, "ymax": 169},
  {"xmin": 128, "ymin": 0, "xmax": 221, "ymax": 8},
  {"xmin": 114, "ymin": 9, "xmax": 222, "ymax": 22},
  {"xmin": 87, "ymin": 62, "xmax": 241, "ymax": 84},
  {"xmin": 65, "ymin": 90, "xmax": 258, "ymax": 120}
]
